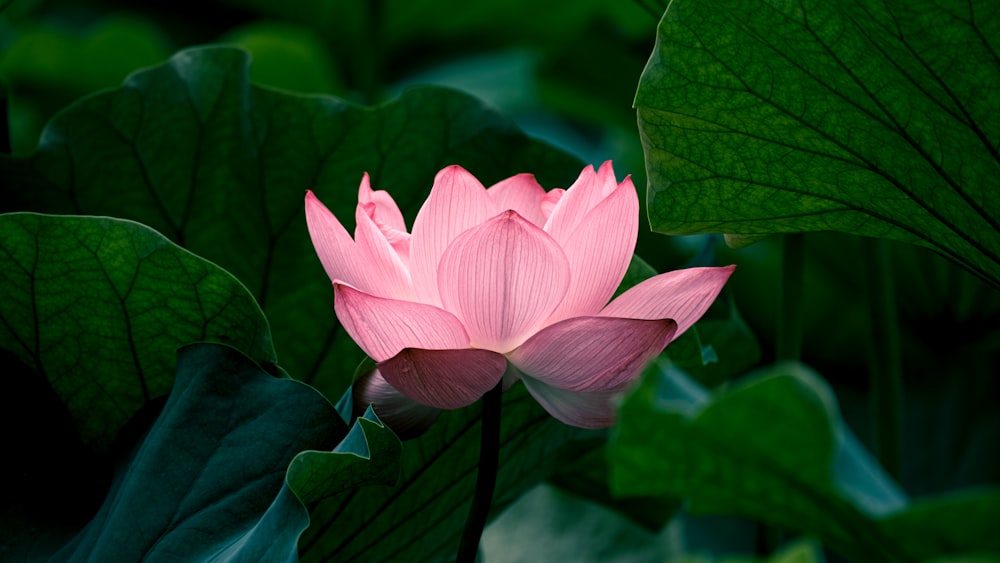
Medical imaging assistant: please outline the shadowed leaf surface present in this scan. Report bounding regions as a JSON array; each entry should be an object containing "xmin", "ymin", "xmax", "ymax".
[
  {"xmin": 0, "ymin": 213, "xmax": 274, "ymax": 450},
  {"xmin": 610, "ymin": 360, "xmax": 1000, "ymax": 561},
  {"xmin": 52, "ymin": 343, "xmax": 347, "ymax": 562},
  {"xmin": 299, "ymin": 384, "xmax": 585, "ymax": 562}
]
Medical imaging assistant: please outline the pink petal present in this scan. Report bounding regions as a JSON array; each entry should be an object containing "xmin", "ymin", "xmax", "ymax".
[
  {"xmin": 508, "ymin": 316, "xmax": 676, "ymax": 392},
  {"xmin": 409, "ymin": 166, "xmax": 499, "ymax": 306},
  {"xmin": 521, "ymin": 377, "xmax": 620, "ymax": 429},
  {"xmin": 438, "ymin": 210, "xmax": 570, "ymax": 353},
  {"xmin": 358, "ymin": 173, "xmax": 411, "ymax": 263},
  {"xmin": 354, "ymin": 204, "xmax": 414, "ymax": 301},
  {"xmin": 306, "ymin": 191, "xmax": 380, "ymax": 295},
  {"xmin": 540, "ymin": 189, "xmax": 564, "ymax": 221},
  {"xmin": 352, "ymin": 368, "xmax": 439, "ymax": 440},
  {"xmin": 378, "ymin": 348, "xmax": 507, "ymax": 409},
  {"xmin": 545, "ymin": 176, "xmax": 639, "ymax": 322},
  {"xmin": 543, "ymin": 161, "xmax": 620, "ymax": 245},
  {"xmin": 358, "ymin": 173, "xmax": 407, "ymax": 233},
  {"xmin": 334, "ymin": 283, "xmax": 470, "ymax": 361},
  {"xmin": 599, "ymin": 266, "xmax": 736, "ymax": 337},
  {"xmin": 487, "ymin": 173, "xmax": 547, "ymax": 226}
]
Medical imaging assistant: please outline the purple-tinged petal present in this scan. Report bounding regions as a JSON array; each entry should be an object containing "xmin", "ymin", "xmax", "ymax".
[
  {"xmin": 410, "ymin": 165, "xmax": 499, "ymax": 306},
  {"xmin": 353, "ymin": 368, "xmax": 440, "ymax": 440},
  {"xmin": 438, "ymin": 210, "xmax": 570, "ymax": 353},
  {"xmin": 521, "ymin": 377, "xmax": 620, "ymax": 429},
  {"xmin": 509, "ymin": 316, "xmax": 676, "ymax": 393},
  {"xmin": 378, "ymin": 348, "xmax": 507, "ymax": 409},
  {"xmin": 334, "ymin": 283, "xmax": 470, "ymax": 362},
  {"xmin": 543, "ymin": 161, "xmax": 619, "ymax": 245},
  {"xmin": 502, "ymin": 362, "xmax": 522, "ymax": 391},
  {"xmin": 545, "ymin": 176, "xmax": 639, "ymax": 322},
  {"xmin": 599, "ymin": 265, "xmax": 736, "ymax": 337},
  {"xmin": 487, "ymin": 173, "xmax": 547, "ymax": 226}
]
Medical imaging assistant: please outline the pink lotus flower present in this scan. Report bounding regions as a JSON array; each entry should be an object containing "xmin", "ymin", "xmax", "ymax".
[{"xmin": 306, "ymin": 162, "xmax": 732, "ymax": 431}]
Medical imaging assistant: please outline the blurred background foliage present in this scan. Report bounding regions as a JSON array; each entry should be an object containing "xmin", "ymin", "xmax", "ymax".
[{"xmin": 2, "ymin": 0, "xmax": 998, "ymax": 560}]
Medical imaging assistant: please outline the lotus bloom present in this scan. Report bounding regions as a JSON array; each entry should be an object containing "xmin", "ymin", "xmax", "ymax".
[{"xmin": 306, "ymin": 162, "xmax": 732, "ymax": 431}]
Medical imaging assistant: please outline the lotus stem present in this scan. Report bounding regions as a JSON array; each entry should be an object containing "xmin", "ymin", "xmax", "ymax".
[
  {"xmin": 1, "ymin": 83, "xmax": 10, "ymax": 154},
  {"xmin": 759, "ymin": 232, "xmax": 805, "ymax": 554},
  {"xmin": 863, "ymin": 238, "xmax": 902, "ymax": 481},
  {"xmin": 455, "ymin": 380, "xmax": 503, "ymax": 563},
  {"xmin": 777, "ymin": 233, "xmax": 804, "ymax": 361}
]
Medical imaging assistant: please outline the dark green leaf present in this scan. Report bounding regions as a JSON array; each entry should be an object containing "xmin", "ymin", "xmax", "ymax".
[
  {"xmin": 879, "ymin": 489, "xmax": 1000, "ymax": 557},
  {"xmin": 218, "ymin": 21, "xmax": 345, "ymax": 94},
  {"xmin": 0, "ymin": 213, "xmax": 274, "ymax": 450},
  {"xmin": 287, "ymin": 405, "xmax": 402, "ymax": 506},
  {"xmin": 0, "ymin": 46, "xmax": 584, "ymax": 401},
  {"xmin": 637, "ymin": 0, "xmax": 1000, "ymax": 287},
  {"xmin": 53, "ymin": 343, "xmax": 347, "ymax": 562},
  {"xmin": 0, "ymin": 15, "xmax": 169, "ymax": 93},
  {"xmin": 610, "ymin": 360, "xmax": 1000, "ymax": 560},
  {"xmin": 299, "ymin": 385, "xmax": 586, "ymax": 562},
  {"xmin": 682, "ymin": 293, "xmax": 762, "ymax": 388},
  {"xmin": 548, "ymin": 437, "xmax": 682, "ymax": 532}
]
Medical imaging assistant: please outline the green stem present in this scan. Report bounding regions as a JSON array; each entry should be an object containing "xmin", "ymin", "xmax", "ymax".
[
  {"xmin": 455, "ymin": 381, "xmax": 503, "ymax": 563},
  {"xmin": 863, "ymin": 238, "xmax": 902, "ymax": 481},
  {"xmin": 776, "ymin": 234, "xmax": 805, "ymax": 361},
  {"xmin": 758, "ymin": 233, "xmax": 806, "ymax": 555},
  {"xmin": 1, "ymin": 83, "xmax": 11, "ymax": 154}
]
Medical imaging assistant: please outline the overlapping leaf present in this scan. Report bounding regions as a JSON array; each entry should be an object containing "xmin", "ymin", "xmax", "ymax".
[
  {"xmin": 637, "ymin": 0, "xmax": 1000, "ymax": 287},
  {"xmin": 52, "ymin": 343, "xmax": 346, "ymax": 562},
  {"xmin": 610, "ymin": 360, "xmax": 1000, "ymax": 561},
  {"xmin": 0, "ymin": 213, "xmax": 274, "ymax": 450},
  {"xmin": 0, "ymin": 46, "xmax": 584, "ymax": 398},
  {"xmin": 299, "ymin": 385, "xmax": 584, "ymax": 562}
]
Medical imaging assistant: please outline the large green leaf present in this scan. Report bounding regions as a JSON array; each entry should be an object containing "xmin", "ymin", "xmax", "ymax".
[
  {"xmin": 0, "ymin": 46, "xmax": 584, "ymax": 400},
  {"xmin": 53, "ymin": 343, "xmax": 348, "ymax": 562},
  {"xmin": 0, "ymin": 213, "xmax": 274, "ymax": 450},
  {"xmin": 637, "ymin": 0, "xmax": 1000, "ymax": 287},
  {"xmin": 610, "ymin": 360, "xmax": 1000, "ymax": 560},
  {"xmin": 298, "ymin": 385, "xmax": 585, "ymax": 562}
]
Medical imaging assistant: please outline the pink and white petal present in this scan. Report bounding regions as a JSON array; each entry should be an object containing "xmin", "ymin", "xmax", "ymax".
[
  {"xmin": 521, "ymin": 376, "xmax": 621, "ymax": 429},
  {"xmin": 438, "ymin": 210, "xmax": 570, "ymax": 353},
  {"xmin": 358, "ymin": 173, "xmax": 408, "ymax": 233},
  {"xmin": 306, "ymin": 191, "xmax": 372, "ymax": 292},
  {"xmin": 599, "ymin": 265, "xmax": 736, "ymax": 337},
  {"xmin": 545, "ymin": 177, "xmax": 639, "ymax": 322},
  {"xmin": 410, "ymin": 166, "xmax": 499, "ymax": 306},
  {"xmin": 543, "ymin": 161, "xmax": 620, "ymax": 245},
  {"xmin": 352, "ymin": 368, "xmax": 440, "ymax": 440},
  {"xmin": 487, "ymin": 173, "xmax": 547, "ymax": 226},
  {"xmin": 508, "ymin": 316, "xmax": 676, "ymax": 393},
  {"xmin": 334, "ymin": 283, "xmax": 470, "ymax": 362},
  {"xmin": 378, "ymin": 348, "xmax": 507, "ymax": 409},
  {"xmin": 354, "ymin": 205, "xmax": 415, "ymax": 300}
]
